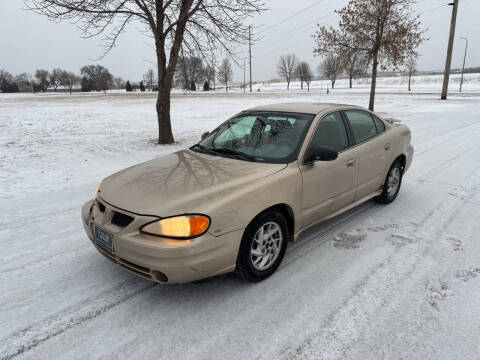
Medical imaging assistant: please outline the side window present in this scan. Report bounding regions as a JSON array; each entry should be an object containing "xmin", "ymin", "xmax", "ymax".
[
  {"xmin": 308, "ymin": 112, "xmax": 349, "ymax": 152},
  {"xmin": 372, "ymin": 114, "xmax": 386, "ymax": 133},
  {"xmin": 345, "ymin": 110, "xmax": 378, "ymax": 143}
]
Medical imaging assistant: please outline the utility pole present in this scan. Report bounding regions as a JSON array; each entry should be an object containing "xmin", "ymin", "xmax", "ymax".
[
  {"xmin": 459, "ymin": 36, "xmax": 468, "ymax": 92},
  {"xmin": 249, "ymin": 25, "xmax": 252, "ymax": 92},
  {"xmin": 441, "ymin": 0, "xmax": 459, "ymax": 100},
  {"xmin": 243, "ymin": 59, "xmax": 246, "ymax": 93}
]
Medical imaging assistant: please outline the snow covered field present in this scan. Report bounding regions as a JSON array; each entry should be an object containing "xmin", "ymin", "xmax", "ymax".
[{"xmin": 1, "ymin": 77, "xmax": 480, "ymax": 359}]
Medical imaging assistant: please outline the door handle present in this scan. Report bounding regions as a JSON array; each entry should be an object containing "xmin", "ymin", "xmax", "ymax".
[
  {"xmin": 384, "ymin": 143, "xmax": 391, "ymax": 151},
  {"xmin": 346, "ymin": 159, "xmax": 357, "ymax": 167}
]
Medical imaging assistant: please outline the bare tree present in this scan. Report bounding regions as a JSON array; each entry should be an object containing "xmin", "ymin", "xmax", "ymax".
[
  {"xmin": 189, "ymin": 57, "xmax": 204, "ymax": 90},
  {"xmin": 113, "ymin": 77, "xmax": 126, "ymax": 90},
  {"xmin": 318, "ymin": 54, "xmax": 342, "ymax": 89},
  {"xmin": 35, "ymin": 69, "xmax": 49, "ymax": 92},
  {"xmin": 175, "ymin": 56, "xmax": 204, "ymax": 90},
  {"xmin": 217, "ymin": 57, "xmax": 232, "ymax": 92},
  {"xmin": 27, "ymin": 0, "xmax": 265, "ymax": 144},
  {"xmin": 58, "ymin": 70, "xmax": 79, "ymax": 93},
  {"xmin": 295, "ymin": 62, "xmax": 308, "ymax": 90},
  {"xmin": 80, "ymin": 65, "xmax": 113, "ymax": 93},
  {"xmin": 303, "ymin": 63, "xmax": 314, "ymax": 92},
  {"xmin": 50, "ymin": 68, "xmax": 64, "ymax": 91},
  {"xmin": 14, "ymin": 73, "xmax": 33, "ymax": 92},
  {"xmin": 314, "ymin": 0, "xmax": 424, "ymax": 110},
  {"xmin": 0, "ymin": 70, "xmax": 12, "ymax": 87},
  {"xmin": 204, "ymin": 64, "xmax": 215, "ymax": 90},
  {"xmin": 342, "ymin": 51, "xmax": 368, "ymax": 88},
  {"xmin": 0, "ymin": 70, "xmax": 19, "ymax": 93},
  {"xmin": 210, "ymin": 55, "xmax": 217, "ymax": 90},
  {"xmin": 405, "ymin": 54, "xmax": 417, "ymax": 91},
  {"xmin": 277, "ymin": 54, "xmax": 297, "ymax": 90},
  {"xmin": 175, "ymin": 56, "xmax": 191, "ymax": 89},
  {"xmin": 143, "ymin": 69, "xmax": 157, "ymax": 90}
]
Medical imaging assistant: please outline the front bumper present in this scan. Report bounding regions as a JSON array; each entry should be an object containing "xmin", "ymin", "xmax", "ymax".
[{"xmin": 81, "ymin": 199, "xmax": 243, "ymax": 284}]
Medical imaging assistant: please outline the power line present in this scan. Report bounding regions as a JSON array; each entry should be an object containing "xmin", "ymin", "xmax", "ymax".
[
  {"xmin": 256, "ymin": 12, "xmax": 337, "ymax": 45},
  {"xmin": 253, "ymin": 15, "xmax": 338, "ymax": 61},
  {"xmin": 419, "ymin": 3, "xmax": 449, "ymax": 15},
  {"xmin": 419, "ymin": 0, "xmax": 468, "ymax": 16},
  {"xmin": 257, "ymin": 0, "xmax": 328, "ymax": 34},
  {"xmin": 240, "ymin": 11, "xmax": 336, "ymax": 61},
  {"xmin": 254, "ymin": 43, "xmax": 317, "ymax": 65}
]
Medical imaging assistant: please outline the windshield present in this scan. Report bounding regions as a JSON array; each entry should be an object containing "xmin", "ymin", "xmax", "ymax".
[{"xmin": 192, "ymin": 111, "xmax": 315, "ymax": 163}]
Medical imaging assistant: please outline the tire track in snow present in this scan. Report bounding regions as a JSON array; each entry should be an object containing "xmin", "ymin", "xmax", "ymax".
[
  {"xmin": 282, "ymin": 202, "xmax": 379, "ymax": 268},
  {"xmin": 281, "ymin": 126, "xmax": 478, "ymax": 269},
  {"xmin": 0, "ymin": 207, "xmax": 77, "ymax": 231},
  {"xmin": 2, "ymin": 99, "xmax": 478, "ymax": 359},
  {"xmin": 417, "ymin": 143, "xmax": 480, "ymax": 179},
  {"xmin": 0, "ymin": 224, "xmax": 83, "ymax": 275},
  {"xmin": 280, "ymin": 166, "xmax": 480, "ymax": 360},
  {"xmin": 414, "ymin": 121, "xmax": 480, "ymax": 157},
  {"xmin": 0, "ymin": 242, "xmax": 90, "ymax": 280},
  {"xmin": 0, "ymin": 279, "xmax": 157, "ymax": 360}
]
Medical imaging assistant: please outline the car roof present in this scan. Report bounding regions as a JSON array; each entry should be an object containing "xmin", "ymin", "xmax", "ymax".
[{"xmin": 246, "ymin": 102, "xmax": 365, "ymax": 115}]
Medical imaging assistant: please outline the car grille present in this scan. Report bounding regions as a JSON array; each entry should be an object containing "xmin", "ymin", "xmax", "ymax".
[
  {"xmin": 96, "ymin": 200, "xmax": 134, "ymax": 228},
  {"xmin": 111, "ymin": 212, "xmax": 134, "ymax": 227}
]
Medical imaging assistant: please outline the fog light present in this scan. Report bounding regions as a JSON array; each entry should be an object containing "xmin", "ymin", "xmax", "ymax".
[{"xmin": 152, "ymin": 270, "xmax": 168, "ymax": 283}]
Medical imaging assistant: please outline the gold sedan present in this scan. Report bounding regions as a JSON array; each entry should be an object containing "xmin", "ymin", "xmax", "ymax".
[{"xmin": 82, "ymin": 103, "xmax": 413, "ymax": 283}]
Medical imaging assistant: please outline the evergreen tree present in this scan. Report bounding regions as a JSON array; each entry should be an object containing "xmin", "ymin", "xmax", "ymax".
[
  {"xmin": 126, "ymin": 80, "xmax": 133, "ymax": 92},
  {"xmin": 140, "ymin": 81, "xmax": 146, "ymax": 92}
]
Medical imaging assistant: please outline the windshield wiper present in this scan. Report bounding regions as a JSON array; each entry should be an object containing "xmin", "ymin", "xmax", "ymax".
[
  {"xmin": 190, "ymin": 143, "xmax": 217, "ymax": 155},
  {"xmin": 191, "ymin": 144, "xmax": 256, "ymax": 161},
  {"xmin": 210, "ymin": 148, "xmax": 256, "ymax": 161}
]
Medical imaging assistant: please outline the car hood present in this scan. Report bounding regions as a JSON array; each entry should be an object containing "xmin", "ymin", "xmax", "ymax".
[{"xmin": 99, "ymin": 149, "xmax": 286, "ymax": 216}]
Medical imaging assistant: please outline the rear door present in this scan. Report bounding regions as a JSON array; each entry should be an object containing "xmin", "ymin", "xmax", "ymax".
[
  {"xmin": 343, "ymin": 110, "xmax": 393, "ymax": 200},
  {"xmin": 300, "ymin": 111, "xmax": 358, "ymax": 227}
]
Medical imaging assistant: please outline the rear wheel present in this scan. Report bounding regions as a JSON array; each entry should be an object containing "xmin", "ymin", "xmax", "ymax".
[
  {"xmin": 235, "ymin": 211, "xmax": 288, "ymax": 282},
  {"xmin": 376, "ymin": 160, "xmax": 403, "ymax": 204}
]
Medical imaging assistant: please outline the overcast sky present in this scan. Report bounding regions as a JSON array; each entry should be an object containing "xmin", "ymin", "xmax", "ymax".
[{"xmin": 0, "ymin": 0, "xmax": 478, "ymax": 83}]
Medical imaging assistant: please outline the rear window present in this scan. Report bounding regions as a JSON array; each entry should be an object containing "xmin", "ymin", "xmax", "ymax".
[
  {"xmin": 344, "ymin": 110, "xmax": 378, "ymax": 143},
  {"xmin": 372, "ymin": 114, "xmax": 386, "ymax": 133}
]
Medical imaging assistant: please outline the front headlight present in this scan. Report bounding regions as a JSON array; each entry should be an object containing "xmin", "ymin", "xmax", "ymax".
[{"xmin": 140, "ymin": 214, "xmax": 210, "ymax": 239}]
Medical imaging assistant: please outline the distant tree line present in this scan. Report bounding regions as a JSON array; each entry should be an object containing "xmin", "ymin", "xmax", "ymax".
[
  {"xmin": 276, "ymin": 52, "xmax": 367, "ymax": 91},
  {"xmin": 0, "ymin": 65, "xmax": 130, "ymax": 93},
  {"xmin": 0, "ymin": 61, "xmax": 233, "ymax": 94}
]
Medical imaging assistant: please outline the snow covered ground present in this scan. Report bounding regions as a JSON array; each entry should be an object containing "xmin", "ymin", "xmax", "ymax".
[{"xmin": 1, "ymin": 76, "xmax": 480, "ymax": 359}]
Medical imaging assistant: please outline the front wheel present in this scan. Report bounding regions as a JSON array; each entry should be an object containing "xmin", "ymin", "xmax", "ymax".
[
  {"xmin": 376, "ymin": 160, "xmax": 403, "ymax": 204},
  {"xmin": 235, "ymin": 211, "xmax": 288, "ymax": 282}
]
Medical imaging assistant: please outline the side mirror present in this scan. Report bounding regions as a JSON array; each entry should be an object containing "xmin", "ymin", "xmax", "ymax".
[
  {"xmin": 201, "ymin": 131, "xmax": 210, "ymax": 140},
  {"xmin": 303, "ymin": 146, "xmax": 338, "ymax": 164}
]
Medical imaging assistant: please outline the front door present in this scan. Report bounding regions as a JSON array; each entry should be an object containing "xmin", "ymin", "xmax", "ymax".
[{"xmin": 300, "ymin": 111, "xmax": 358, "ymax": 228}]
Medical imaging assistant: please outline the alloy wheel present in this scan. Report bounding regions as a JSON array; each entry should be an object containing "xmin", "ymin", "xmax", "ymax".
[{"xmin": 250, "ymin": 221, "xmax": 283, "ymax": 271}]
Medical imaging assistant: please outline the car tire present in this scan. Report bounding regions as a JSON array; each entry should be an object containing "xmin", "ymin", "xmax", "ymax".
[
  {"xmin": 235, "ymin": 211, "xmax": 288, "ymax": 282},
  {"xmin": 375, "ymin": 159, "xmax": 403, "ymax": 204}
]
